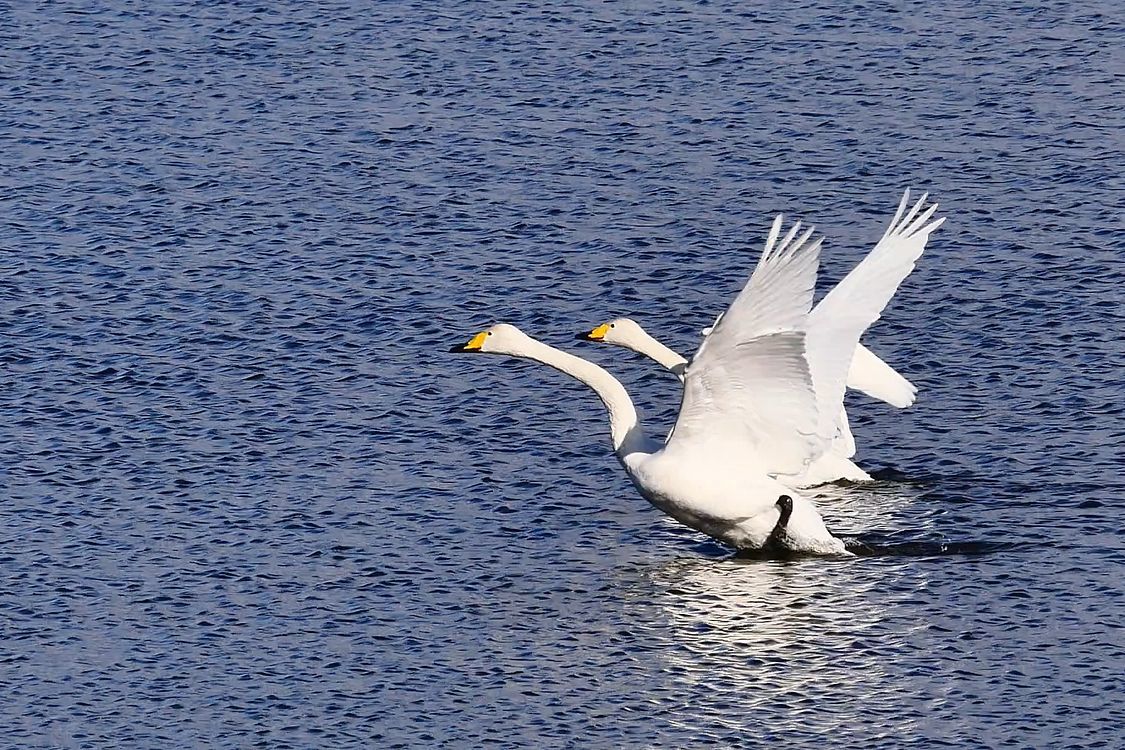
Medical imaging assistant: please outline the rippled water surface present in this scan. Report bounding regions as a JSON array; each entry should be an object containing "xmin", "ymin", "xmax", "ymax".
[{"xmin": 2, "ymin": 1, "xmax": 1123, "ymax": 747}]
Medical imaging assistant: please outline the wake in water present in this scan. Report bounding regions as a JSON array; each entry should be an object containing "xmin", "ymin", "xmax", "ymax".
[
  {"xmin": 723, "ymin": 534, "xmax": 1027, "ymax": 560},
  {"xmin": 840, "ymin": 536, "xmax": 1027, "ymax": 557}
]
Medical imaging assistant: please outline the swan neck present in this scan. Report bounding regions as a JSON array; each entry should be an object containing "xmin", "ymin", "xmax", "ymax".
[
  {"xmin": 516, "ymin": 338, "xmax": 650, "ymax": 456},
  {"xmin": 635, "ymin": 331, "xmax": 688, "ymax": 374}
]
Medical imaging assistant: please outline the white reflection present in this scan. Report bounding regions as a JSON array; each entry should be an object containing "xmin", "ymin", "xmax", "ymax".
[
  {"xmin": 805, "ymin": 481, "xmax": 930, "ymax": 537},
  {"xmin": 635, "ymin": 482, "xmax": 935, "ymax": 738}
]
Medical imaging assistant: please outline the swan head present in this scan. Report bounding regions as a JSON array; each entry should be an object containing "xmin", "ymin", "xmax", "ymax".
[
  {"xmin": 449, "ymin": 323, "xmax": 530, "ymax": 355},
  {"xmin": 575, "ymin": 317, "xmax": 648, "ymax": 348}
]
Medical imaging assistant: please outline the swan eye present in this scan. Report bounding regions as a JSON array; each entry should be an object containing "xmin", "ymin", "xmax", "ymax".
[{"xmin": 609, "ymin": 323, "xmax": 615, "ymax": 329}]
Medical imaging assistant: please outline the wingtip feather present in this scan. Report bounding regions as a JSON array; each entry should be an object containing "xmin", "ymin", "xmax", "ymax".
[
  {"xmin": 898, "ymin": 192, "xmax": 929, "ymax": 231},
  {"xmin": 785, "ymin": 225, "xmax": 816, "ymax": 261},
  {"xmin": 763, "ymin": 214, "xmax": 784, "ymax": 261},
  {"xmin": 883, "ymin": 189, "xmax": 911, "ymax": 242},
  {"xmin": 919, "ymin": 216, "xmax": 946, "ymax": 235},
  {"xmin": 778, "ymin": 220, "xmax": 802, "ymax": 255},
  {"xmin": 903, "ymin": 202, "xmax": 940, "ymax": 235}
]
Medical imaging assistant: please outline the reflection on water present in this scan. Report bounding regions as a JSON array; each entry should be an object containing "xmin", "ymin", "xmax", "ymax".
[
  {"xmin": 644, "ymin": 553, "xmax": 917, "ymax": 740},
  {"xmin": 810, "ymin": 482, "xmax": 1016, "ymax": 556},
  {"xmin": 806, "ymin": 481, "xmax": 925, "ymax": 537}
]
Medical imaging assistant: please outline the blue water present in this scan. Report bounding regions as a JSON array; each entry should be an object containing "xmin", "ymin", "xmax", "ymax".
[{"xmin": 2, "ymin": 1, "xmax": 1123, "ymax": 747}]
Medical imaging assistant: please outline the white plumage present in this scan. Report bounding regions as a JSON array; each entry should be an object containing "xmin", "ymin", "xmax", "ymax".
[{"xmin": 453, "ymin": 194, "xmax": 944, "ymax": 554}]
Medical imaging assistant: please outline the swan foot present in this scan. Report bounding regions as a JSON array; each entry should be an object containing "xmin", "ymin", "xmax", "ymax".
[
  {"xmin": 764, "ymin": 494, "xmax": 794, "ymax": 552},
  {"xmin": 758, "ymin": 494, "xmax": 851, "ymax": 556}
]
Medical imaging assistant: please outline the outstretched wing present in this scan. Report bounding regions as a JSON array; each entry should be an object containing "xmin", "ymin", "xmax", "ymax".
[
  {"xmin": 667, "ymin": 216, "xmax": 823, "ymax": 476},
  {"xmin": 806, "ymin": 190, "xmax": 944, "ymax": 447}
]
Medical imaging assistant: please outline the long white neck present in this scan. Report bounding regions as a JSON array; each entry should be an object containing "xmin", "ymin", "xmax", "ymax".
[
  {"xmin": 630, "ymin": 330, "xmax": 688, "ymax": 380},
  {"xmin": 510, "ymin": 337, "xmax": 653, "ymax": 459}
]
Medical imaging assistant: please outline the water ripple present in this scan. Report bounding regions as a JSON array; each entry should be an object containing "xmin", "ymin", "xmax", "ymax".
[{"xmin": 1, "ymin": 0, "xmax": 1123, "ymax": 747}]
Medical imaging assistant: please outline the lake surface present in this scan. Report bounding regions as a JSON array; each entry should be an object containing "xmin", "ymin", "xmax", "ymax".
[{"xmin": 2, "ymin": 1, "xmax": 1123, "ymax": 747}]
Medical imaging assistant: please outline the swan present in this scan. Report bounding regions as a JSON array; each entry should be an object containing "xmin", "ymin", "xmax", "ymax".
[
  {"xmin": 451, "ymin": 201, "xmax": 941, "ymax": 555},
  {"xmin": 578, "ymin": 190, "xmax": 941, "ymax": 488}
]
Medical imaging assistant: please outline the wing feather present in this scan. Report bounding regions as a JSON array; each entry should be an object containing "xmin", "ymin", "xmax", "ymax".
[
  {"xmin": 832, "ymin": 406, "xmax": 857, "ymax": 458},
  {"xmin": 667, "ymin": 216, "xmax": 823, "ymax": 475},
  {"xmin": 670, "ymin": 331, "xmax": 818, "ymax": 473},
  {"xmin": 847, "ymin": 342, "xmax": 917, "ymax": 408},
  {"xmin": 806, "ymin": 190, "xmax": 944, "ymax": 445},
  {"xmin": 704, "ymin": 214, "xmax": 823, "ymax": 340}
]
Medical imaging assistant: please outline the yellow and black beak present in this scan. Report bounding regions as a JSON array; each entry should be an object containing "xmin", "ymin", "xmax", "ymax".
[
  {"xmin": 576, "ymin": 323, "xmax": 610, "ymax": 342},
  {"xmin": 449, "ymin": 330, "xmax": 488, "ymax": 353}
]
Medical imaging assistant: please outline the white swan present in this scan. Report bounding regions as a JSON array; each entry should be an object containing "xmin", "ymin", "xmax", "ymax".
[
  {"xmin": 452, "ymin": 202, "xmax": 941, "ymax": 555},
  {"xmin": 452, "ymin": 222, "xmax": 841, "ymax": 554},
  {"xmin": 579, "ymin": 191, "xmax": 941, "ymax": 488}
]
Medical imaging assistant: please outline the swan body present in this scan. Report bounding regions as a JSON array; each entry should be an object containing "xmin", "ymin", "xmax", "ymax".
[
  {"xmin": 452, "ymin": 324, "xmax": 846, "ymax": 555},
  {"xmin": 581, "ymin": 190, "xmax": 942, "ymax": 488}
]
